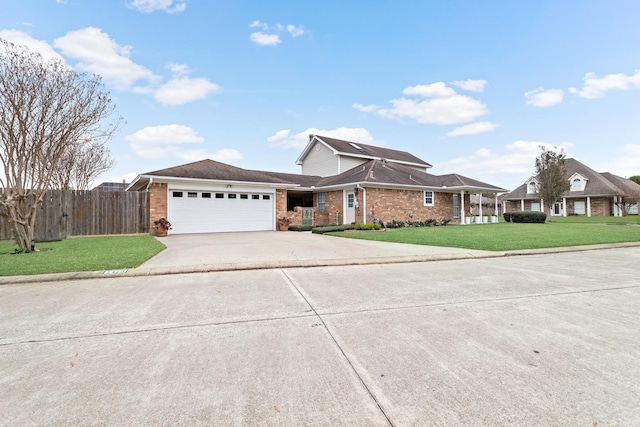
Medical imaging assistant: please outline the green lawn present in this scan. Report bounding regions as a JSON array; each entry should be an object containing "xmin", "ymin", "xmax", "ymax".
[
  {"xmin": 329, "ymin": 220, "xmax": 640, "ymax": 251},
  {"xmin": 0, "ymin": 235, "xmax": 166, "ymax": 276}
]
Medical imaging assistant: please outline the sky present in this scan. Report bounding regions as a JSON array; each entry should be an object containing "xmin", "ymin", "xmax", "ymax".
[{"xmin": 2, "ymin": 0, "xmax": 640, "ymax": 191}]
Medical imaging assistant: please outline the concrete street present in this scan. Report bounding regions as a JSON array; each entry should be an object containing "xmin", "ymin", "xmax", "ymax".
[{"xmin": 1, "ymin": 234, "xmax": 639, "ymax": 426}]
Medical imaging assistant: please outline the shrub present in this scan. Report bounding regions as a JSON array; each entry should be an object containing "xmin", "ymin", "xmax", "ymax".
[
  {"xmin": 503, "ymin": 211, "xmax": 547, "ymax": 223},
  {"xmin": 311, "ymin": 224, "xmax": 356, "ymax": 234},
  {"xmin": 288, "ymin": 225, "xmax": 314, "ymax": 231},
  {"xmin": 355, "ymin": 223, "xmax": 374, "ymax": 230}
]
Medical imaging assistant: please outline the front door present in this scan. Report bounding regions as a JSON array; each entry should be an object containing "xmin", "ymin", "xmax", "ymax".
[
  {"xmin": 552, "ymin": 202, "xmax": 563, "ymax": 216},
  {"xmin": 345, "ymin": 192, "xmax": 355, "ymax": 224}
]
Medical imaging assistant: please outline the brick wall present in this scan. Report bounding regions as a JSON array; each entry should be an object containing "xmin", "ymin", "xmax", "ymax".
[
  {"xmin": 364, "ymin": 188, "xmax": 456, "ymax": 224},
  {"xmin": 149, "ymin": 182, "xmax": 168, "ymax": 236}
]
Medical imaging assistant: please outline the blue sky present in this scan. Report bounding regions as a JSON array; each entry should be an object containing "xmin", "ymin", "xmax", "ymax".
[{"xmin": 2, "ymin": 0, "xmax": 640, "ymax": 190}]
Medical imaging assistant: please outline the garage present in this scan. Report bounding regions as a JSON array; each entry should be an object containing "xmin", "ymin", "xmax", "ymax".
[{"xmin": 168, "ymin": 189, "xmax": 275, "ymax": 234}]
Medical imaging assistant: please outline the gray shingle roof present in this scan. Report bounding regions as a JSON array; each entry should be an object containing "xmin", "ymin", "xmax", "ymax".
[
  {"xmin": 502, "ymin": 158, "xmax": 638, "ymax": 199},
  {"xmin": 311, "ymin": 135, "xmax": 431, "ymax": 167},
  {"xmin": 142, "ymin": 159, "xmax": 294, "ymax": 185}
]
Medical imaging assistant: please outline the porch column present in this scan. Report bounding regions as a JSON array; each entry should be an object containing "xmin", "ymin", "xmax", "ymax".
[
  {"xmin": 520, "ymin": 199, "xmax": 524, "ymax": 211},
  {"xmin": 494, "ymin": 194, "xmax": 498, "ymax": 216},
  {"xmin": 562, "ymin": 197, "xmax": 567, "ymax": 216},
  {"xmin": 362, "ymin": 188, "xmax": 367, "ymax": 223},
  {"xmin": 460, "ymin": 190, "xmax": 466, "ymax": 225},
  {"xmin": 478, "ymin": 193, "xmax": 483, "ymax": 221},
  {"xmin": 587, "ymin": 196, "xmax": 591, "ymax": 217}
]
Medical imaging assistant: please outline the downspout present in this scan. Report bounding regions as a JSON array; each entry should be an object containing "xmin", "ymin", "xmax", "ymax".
[{"xmin": 145, "ymin": 177, "xmax": 154, "ymax": 191}]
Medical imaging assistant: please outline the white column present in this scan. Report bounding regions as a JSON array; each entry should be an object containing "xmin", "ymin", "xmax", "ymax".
[
  {"xmin": 562, "ymin": 197, "xmax": 567, "ymax": 216},
  {"xmin": 587, "ymin": 196, "xmax": 591, "ymax": 217},
  {"xmin": 521, "ymin": 199, "xmax": 525, "ymax": 211},
  {"xmin": 362, "ymin": 188, "xmax": 367, "ymax": 223},
  {"xmin": 478, "ymin": 193, "xmax": 483, "ymax": 220},
  {"xmin": 494, "ymin": 194, "xmax": 498, "ymax": 216},
  {"xmin": 460, "ymin": 191, "xmax": 466, "ymax": 225}
]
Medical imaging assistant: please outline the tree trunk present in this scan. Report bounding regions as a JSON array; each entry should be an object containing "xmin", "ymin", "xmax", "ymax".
[{"xmin": 5, "ymin": 196, "xmax": 38, "ymax": 250}]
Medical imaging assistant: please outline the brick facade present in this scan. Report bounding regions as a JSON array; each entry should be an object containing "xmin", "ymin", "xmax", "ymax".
[
  {"xmin": 504, "ymin": 196, "xmax": 613, "ymax": 216},
  {"xmin": 149, "ymin": 182, "xmax": 168, "ymax": 236},
  {"xmin": 363, "ymin": 188, "xmax": 457, "ymax": 224}
]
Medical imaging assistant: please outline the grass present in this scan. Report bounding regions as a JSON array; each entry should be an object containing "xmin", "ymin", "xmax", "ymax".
[
  {"xmin": 0, "ymin": 235, "xmax": 166, "ymax": 276},
  {"xmin": 328, "ymin": 219, "xmax": 640, "ymax": 251}
]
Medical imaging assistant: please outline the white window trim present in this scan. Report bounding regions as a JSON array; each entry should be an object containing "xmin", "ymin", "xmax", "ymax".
[{"xmin": 424, "ymin": 191, "xmax": 434, "ymax": 207}]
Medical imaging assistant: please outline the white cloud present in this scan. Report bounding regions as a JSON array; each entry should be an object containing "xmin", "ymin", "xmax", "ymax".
[
  {"xmin": 53, "ymin": 27, "xmax": 159, "ymax": 90},
  {"xmin": 125, "ymin": 124, "xmax": 241, "ymax": 162},
  {"xmin": 267, "ymin": 127, "xmax": 375, "ymax": 149},
  {"xmin": 352, "ymin": 103, "xmax": 381, "ymax": 112},
  {"xmin": 286, "ymin": 25, "xmax": 305, "ymax": 37},
  {"xmin": 0, "ymin": 29, "xmax": 65, "ymax": 62},
  {"xmin": 358, "ymin": 82, "xmax": 488, "ymax": 125},
  {"xmin": 403, "ymin": 82, "xmax": 457, "ymax": 98},
  {"xmin": 569, "ymin": 70, "xmax": 640, "ymax": 99},
  {"xmin": 435, "ymin": 140, "xmax": 575, "ymax": 185},
  {"xmin": 524, "ymin": 88, "xmax": 564, "ymax": 107},
  {"xmin": 446, "ymin": 121, "xmax": 498, "ymax": 136},
  {"xmin": 154, "ymin": 64, "xmax": 220, "ymax": 105},
  {"xmin": 606, "ymin": 144, "xmax": 640, "ymax": 178},
  {"xmin": 250, "ymin": 32, "xmax": 281, "ymax": 46},
  {"xmin": 125, "ymin": 124, "xmax": 205, "ymax": 145},
  {"xmin": 129, "ymin": 0, "xmax": 186, "ymax": 13},
  {"xmin": 451, "ymin": 79, "xmax": 488, "ymax": 92},
  {"xmin": 249, "ymin": 21, "xmax": 306, "ymax": 46}
]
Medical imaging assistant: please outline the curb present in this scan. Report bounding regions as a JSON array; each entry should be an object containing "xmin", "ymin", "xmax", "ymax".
[{"xmin": 2, "ymin": 242, "xmax": 639, "ymax": 285}]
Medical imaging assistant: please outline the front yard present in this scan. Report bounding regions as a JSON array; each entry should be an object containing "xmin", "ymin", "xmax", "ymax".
[
  {"xmin": 329, "ymin": 219, "xmax": 640, "ymax": 251},
  {"xmin": 0, "ymin": 235, "xmax": 166, "ymax": 276}
]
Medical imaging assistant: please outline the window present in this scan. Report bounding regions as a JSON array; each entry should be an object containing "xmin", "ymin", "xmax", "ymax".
[
  {"xmin": 215, "ymin": 193, "xmax": 224, "ymax": 199},
  {"xmin": 453, "ymin": 194, "xmax": 460, "ymax": 218},
  {"xmin": 240, "ymin": 194, "xmax": 248, "ymax": 199},
  {"xmin": 172, "ymin": 191, "xmax": 183, "ymax": 198},
  {"xmin": 424, "ymin": 191, "xmax": 434, "ymax": 206},
  {"xmin": 252, "ymin": 194, "xmax": 260, "ymax": 200},
  {"xmin": 574, "ymin": 201, "xmax": 585, "ymax": 214},
  {"xmin": 262, "ymin": 195, "xmax": 270, "ymax": 200},
  {"xmin": 188, "ymin": 192, "xmax": 197, "ymax": 198},
  {"xmin": 531, "ymin": 202, "xmax": 541, "ymax": 211},
  {"xmin": 202, "ymin": 192, "xmax": 211, "ymax": 198},
  {"xmin": 528, "ymin": 182, "xmax": 537, "ymax": 193},
  {"xmin": 572, "ymin": 178, "xmax": 581, "ymax": 191},
  {"xmin": 347, "ymin": 193, "xmax": 355, "ymax": 208},
  {"xmin": 317, "ymin": 192, "xmax": 326, "ymax": 212},
  {"xmin": 228, "ymin": 193, "xmax": 237, "ymax": 199}
]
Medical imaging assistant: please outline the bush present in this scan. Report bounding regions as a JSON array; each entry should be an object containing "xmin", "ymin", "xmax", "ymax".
[
  {"xmin": 354, "ymin": 223, "xmax": 382, "ymax": 230},
  {"xmin": 311, "ymin": 224, "xmax": 356, "ymax": 234},
  {"xmin": 288, "ymin": 225, "xmax": 314, "ymax": 231},
  {"xmin": 503, "ymin": 211, "xmax": 547, "ymax": 223}
]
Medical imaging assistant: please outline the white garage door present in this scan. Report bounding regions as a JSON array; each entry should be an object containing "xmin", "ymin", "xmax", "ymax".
[{"xmin": 168, "ymin": 190, "xmax": 275, "ymax": 234}]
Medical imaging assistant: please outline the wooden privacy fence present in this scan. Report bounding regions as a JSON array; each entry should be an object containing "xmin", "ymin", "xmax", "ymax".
[{"xmin": 0, "ymin": 190, "xmax": 149, "ymax": 242}]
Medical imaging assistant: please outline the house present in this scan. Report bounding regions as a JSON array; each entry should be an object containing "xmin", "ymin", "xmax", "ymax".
[
  {"xmin": 127, "ymin": 134, "xmax": 507, "ymax": 234},
  {"xmin": 502, "ymin": 158, "xmax": 640, "ymax": 217}
]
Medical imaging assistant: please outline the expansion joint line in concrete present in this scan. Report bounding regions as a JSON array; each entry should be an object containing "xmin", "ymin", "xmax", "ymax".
[{"xmin": 280, "ymin": 269, "xmax": 394, "ymax": 427}]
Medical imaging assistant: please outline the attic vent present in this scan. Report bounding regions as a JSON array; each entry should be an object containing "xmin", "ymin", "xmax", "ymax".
[{"xmin": 349, "ymin": 142, "xmax": 363, "ymax": 150}]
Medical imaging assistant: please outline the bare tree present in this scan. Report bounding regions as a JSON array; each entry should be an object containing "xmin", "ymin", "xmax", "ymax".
[
  {"xmin": 534, "ymin": 146, "xmax": 570, "ymax": 222},
  {"xmin": 0, "ymin": 39, "xmax": 121, "ymax": 249},
  {"xmin": 49, "ymin": 136, "xmax": 116, "ymax": 190}
]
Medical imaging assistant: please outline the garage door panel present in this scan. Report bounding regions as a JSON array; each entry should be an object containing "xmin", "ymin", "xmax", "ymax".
[{"xmin": 168, "ymin": 190, "xmax": 275, "ymax": 234}]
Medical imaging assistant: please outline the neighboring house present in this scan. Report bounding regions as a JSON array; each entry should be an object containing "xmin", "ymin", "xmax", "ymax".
[
  {"xmin": 502, "ymin": 158, "xmax": 640, "ymax": 217},
  {"xmin": 92, "ymin": 181, "xmax": 129, "ymax": 192},
  {"xmin": 127, "ymin": 134, "xmax": 506, "ymax": 234}
]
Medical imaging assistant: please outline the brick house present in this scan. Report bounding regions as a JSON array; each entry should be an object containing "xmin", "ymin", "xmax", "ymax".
[
  {"xmin": 127, "ymin": 135, "xmax": 506, "ymax": 235},
  {"xmin": 501, "ymin": 158, "xmax": 640, "ymax": 217}
]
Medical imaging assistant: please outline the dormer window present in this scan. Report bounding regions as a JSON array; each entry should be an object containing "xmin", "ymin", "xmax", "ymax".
[
  {"xmin": 528, "ymin": 181, "xmax": 537, "ymax": 194},
  {"xmin": 572, "ymin": 178, "xmax": 581, "ymax": 191}
]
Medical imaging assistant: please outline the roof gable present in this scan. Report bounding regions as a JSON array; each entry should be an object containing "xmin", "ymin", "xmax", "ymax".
[{"xmin": 295, "ymin": 134, "xmax": 431, "ymax": 169}]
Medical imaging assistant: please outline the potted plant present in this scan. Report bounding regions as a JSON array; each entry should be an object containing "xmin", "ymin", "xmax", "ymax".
[
  {"xmin": 154, "ymin": 217, "xmax": 171, "ymax": 237},
  {"xmin": 277, "ymin": 217, "xmax": 291, "ymax": 231}
]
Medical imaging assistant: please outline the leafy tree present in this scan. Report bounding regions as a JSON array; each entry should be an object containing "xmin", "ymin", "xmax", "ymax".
[
  {"xmin": 630, "ymin": 175, "xmax": 640, "ymax": 186},
  {"xmin": 534, "ymin": 146, "xmax": 570, "ymax": 222},
  {"xmin": 0, "ymin": 39, "xmax": 121, "ymax": 249}
]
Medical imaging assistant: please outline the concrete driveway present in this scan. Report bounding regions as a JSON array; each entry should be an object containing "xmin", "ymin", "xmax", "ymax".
[{"xmin": 141, "ymin": 231, "xmax": 497, "ymax": 269}]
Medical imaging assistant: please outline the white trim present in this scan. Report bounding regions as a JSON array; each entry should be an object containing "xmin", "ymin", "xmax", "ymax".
[{"xmin": 424, "ymin": 190, "xmax": 434, "ymax": 206}]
